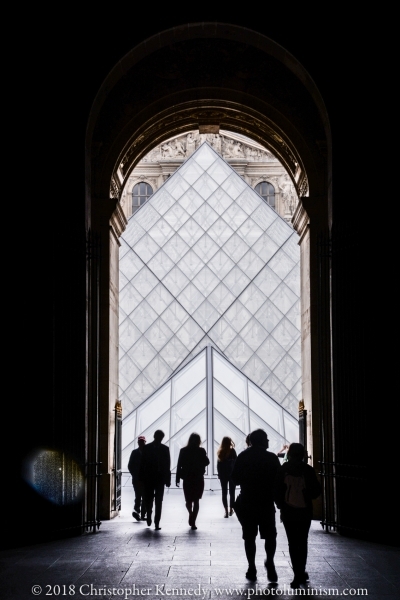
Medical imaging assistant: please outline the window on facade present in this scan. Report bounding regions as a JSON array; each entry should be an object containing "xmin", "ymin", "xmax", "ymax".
[
  {"xmin": 255, "ymin": 182, "xmax": 275, "ymax": 208},
  {"xmin": 132, "ymin": 182, "xmax": 153, "ymax": 213}
]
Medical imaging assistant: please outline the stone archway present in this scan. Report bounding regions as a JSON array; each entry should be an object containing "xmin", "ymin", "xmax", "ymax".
[{"xmin": 85, "ymin": 23, "xmax": 331, "ymax": 522}]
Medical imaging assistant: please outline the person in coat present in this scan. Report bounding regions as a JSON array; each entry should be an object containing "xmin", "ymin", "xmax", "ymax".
[
  {"xmin": 127, "ymin": 435, "xmax": 147, "ymax": 521},
  {"xmin": 138, "ymin": 430, "xmax": 171, "ymax": 530},
  {"xmin": 176, "ymin": 433, "xmax": 210, "ymax": 530},
  {"xmin": 216, "ymin": 436, "xmax": 237, "ymax": 517},
  {"xmin": 274, "ymin": 442, "xmax": 321, "ymax": 589}
]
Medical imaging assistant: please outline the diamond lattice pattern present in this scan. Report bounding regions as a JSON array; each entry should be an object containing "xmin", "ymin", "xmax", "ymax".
[{"xmin": 120, "ymin": 143, "xmax": 301, "ymax": 429}]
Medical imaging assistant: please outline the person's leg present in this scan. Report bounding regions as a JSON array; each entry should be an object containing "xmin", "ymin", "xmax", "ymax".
[
  {"xmin": 191, "ymin": 499, "xmax": 199, "ymax": 529},
  {"xmin": 242, "ymin": 521, "xmax": 258, "ymax": 580},
  {"xmin": 283, "ymin": 519, "xmax": 308, "ymax": 586},
  {"xmin": 144, "ymin": 484, "xmax": 155, "ymax": 526},
  {"xmin": 154, "ymin": 482, "xmax": 165, "ymax": 528},
  {"xmin": 261, "ymin": 509, "xmax": 278, "ymax": 582},
  {"xmin": 228, "ymin": 479, "xmax": 236, "ymax": 514},
  {"xmin": 220, "ymin": 479, "xmax": 228, "ymax": 515}
]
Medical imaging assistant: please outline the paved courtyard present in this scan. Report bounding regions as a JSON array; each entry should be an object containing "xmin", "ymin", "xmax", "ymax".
[{"xmin": 1, "ymin": 478, "xmax": 398, "ymax": 599}]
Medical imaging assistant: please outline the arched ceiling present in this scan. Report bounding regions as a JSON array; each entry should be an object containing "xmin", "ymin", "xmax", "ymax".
[{"xmin": 87, "ymin": 23, "xmax": 330, "ymax": 215}]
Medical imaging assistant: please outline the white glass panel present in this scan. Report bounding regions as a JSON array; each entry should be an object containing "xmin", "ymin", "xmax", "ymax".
[
  {"xmin": 273, "ymin": 355, "xmax": 302, "ymax": 389},
  {"xmin": 221, "ymin": 172, "xmax": 247, "ymax": 199},
  {"xmin": 119, "ymin": 307, "xmax": 128, "ymax": 326},
  {"xmin": 262, "ymin": 373, "xmax": 290, "ymax": 403},
  {"xmin": 222, "ymin": 266, "xmax": 250, "ymax": 297},
  {"xmin": 266, "ymin": 218, "xmax": 292, "ymax": 246},
  {"xmin": 193, "ymin": 143, "xmax": 217, "ymax": 169},
  {"xmin": 252, "ymin": 232, "xmax": 279, "ymax": 263},
  {"xmin": 119, "ymin": 272, "xmax": 129, "ymax": 292},
  {"xmin": 214, "ymin": 382, "xmax": 249, "ymax": 435},
  {"xmin": 207, "ymin": 188, "xmax": 233, "ymax": 215},
  {"xmin": 284, "ymin": 265, "xmax": 300, "ymax": 294},
  {"xmin": 286, "ymin": 300, "xmax": 301, "ymax": 329},
  {"xmin": 162, "ymin": 234, "xmax": 190, "ymax": 262},
  {"xmin": 207, "ymin": 218, "xmax": 235, "ymax": 245},
  {"xmin": 146, "ymin": 284, "xmax": 174, "ymax": 316},
  {"xmin": 133, "ymin": 204, "xmax": 160, "ymax": 231},
  {"xmin": 281, "ymin": 233, "xmax": 300, "ymax": 262},
  {"xmin": 171, "ymin": 380, "xmax": 206, "ymax": 436},
  {"xmin": 150, "ymin": 189, "xmax": 175, "ymax": 215},
  {"xmin": 237, "ymin": 218, "xmax": 264, "ymax": 246},
  {"xmin": 163, "ymin": 172, "xmax": 190, "ymax": 200},
  {"xmin": 133, "ymin": 233, "xmax": 160, "ymax": 263},
  {"xmin": 213, "ymin": 350, "xmax": 247, "ymax": 404},
  {"xmin": 123, "ymin": 374, "xmax": 154, "ymax": 407},
  {"xmin": 224, "ymin": 337, "xmax": 254, "ymax": 368},
  {"xmin": 147, "ymin": 250, "xmax": 175, "ymax": 279},
  {"xmin": 281, "ymin": 392, "xmax": 299, "ymax": 416},
  {"xmin": 270, "ymin": 283, "xmax": 297, "ymax": 314},
  {"xmin": 175, "ymin": 318, "xmax": 205, "ymax": 350},
  {"xmin": 119, "ymin": 354, "xmax": 141, "ymax": 390},
  {"xmin": 176, "ymin": 282, "xmax": 205, "ymax": 313},
  {"xmin": 237, "ymin": 250, "xmax": 265, "ymax": 279},
  {"xmin": 148, "ymin": 219, "xmax": 174, "ymax": 246},
  {"xmin": 192, "ymin": 266, "xmax": 220, "ymax": 295},
  {"xmin": 255, "ymin": 300, "xmax": 284, "ymax": 333},
  {"xmin": 171, "ymin": 351, "xmax": 206, "ymax": 404},
  {"xmin": 240, "ymin": 317, "xmax": 268, "ymax": 351},
  {"xmin": 158, "ymin": 335, "xmax": 188, "ymax": 370},
  {"xmin": 128, "ymin": 300, "xmax": 158, "ymax": 334},
  {"xmin": 192, "ymin": 300, "xmax": 220, "ymax": 331},
  {"xmin": 271, "ymin": 318, "xmax": 298, "ymax": 351},
  {"xmin": 129, "ymin": 336, "xmax": 158, "ymax": 369},
  {"xmin": 160, "ymin": 301, "xmax": 189, "ymax": 333},
  {"xmin": 162, "ymin": 266, "xmax": 190, "ymax": 297},
  {"xmin": 290, "ymin": 379, "xmax": 302, "ymax": 400},
  {"xmin": 192, "ymin": 172, "xmax": 219, "ymax": 199},
  {"xmin": 192, "ymin": 234, "xmax": 219, "ymax": 261},
  {"xmin": 136, "ymin": 383, "xmax": 171, "ymax": 434},
  {"xmin": 248, "ymin": 381, "xmax": 284, "ymax": 435},
  {"xmin": 119, "ymin": 285, "xmax": 143, "ymax": 317},
  {"xmin": 130, "ymin": 268, "xmax": 158, "ymax": 297},
  {"xmin": 119, "ymin": 251, "xmax": 145, "ymax": 281},
  {"xmin": 221, "ymin": 203, "xmax": 248, "ymax": 229},
  {"xmin": 207, "ymin": 157, "xmax": 232, "ymax": 184},
  {"xmin": 139, "ymin": 410, "xmax": 171, "ymax": 447},
  {"xmin": 163, "ymin": 203, "xmax": 190, "ymax": 230},
  {"xmin": 169, "ymin": 410, "xmax": 207, "ymax": 472},
  {"xmin": 146, "ymin": 318, "xmax": 174, "ymax": 351},
  {"xmin": 257, "ymin": 337, "xmax": 286, "ymax": 370},
  {"xmin": 224, "ymin": 301, "xmax": 252, "ymax": 332},
  {"xmin": 208, "ymin": 282, "xmax": 235, "ymax": 314},
  {"xmin": 239, "ymin": 283, "xmax": 266, "ymax": 314},
  {"xmin": 119, "ymin": 319, "xmax": 142, "ymax": 353},
  {"xmin": 253, "ymin": 266, "xmax": 282, "ymax": 296},
  {"xmin": 178, "ymin": 187, "xmax": 204, "ymax": 215},
  {"xmin": 122, "ymin": 219, "xmax": 146, "ymax": 247},
  {"xmin": 177, "ymin": 217, "xmax": 205, "ymax": 246},
  {"xmin": 142, "ymin": 355, "xmax": 172, "ymax": 388},
  {"xmin": 179, "ymin": 159, "xmax": 204, "ymax": 185},
  {"xmin": 283, "ymin": 412, "xmax": 299, "ymax": 445},
  {"xmin": 208, "ymin": 317, "xmax": 237, "ymax": 350},
  {"xmin": 177, "ymin": 249, "xmax": 204, "ymax": 280},
  {"xmin": 242, "ymin": 354, "xmax": 271, "ymax": 387},
  {"xmin": 119, "ymin": 238, "xmax": 130, "ymax": 260},
  {"xmin": 207, "ymin": 250, "xmax": 235, "ymax": 278},
  {"xmin": 251, "ymin": 204, "xmax": 277, "ymax": 230},
  {"xmin": 222, "ymin": 234, "xmax": 249, "ymax": 262},
  {"xmin": 192, "ymin": 204, "xmax": 219, "ymax": 230},
  {"xmin": 248, "ymin": 409, "xmax": 286, "ymax": 455},
  {"xmin": 268, "ymin": 251, "xmax": 296, "ymax": 280},
  {"xmin": 236, "ymin": 188, "xmax": 260, "ymax": 215}
]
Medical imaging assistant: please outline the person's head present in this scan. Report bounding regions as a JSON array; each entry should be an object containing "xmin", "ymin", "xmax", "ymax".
[
  {"xmin": 138, "ymin": 435, "xmax": 146, "ymax": 449},
  {"xmin": 153, "ymin": 430, "xmax": 165, "ymax": 443},
  {"xmin": 249, "ymin": 429, "xmax": 269, "ymax": 449},
  {"xmin": 187, "ymin": 432, "xmax": 201, "ymax": 447},
  {"xmin": 245, "ymin": 434, "xmax": 251, "ymax": 447},
  {"xmin": 217, "ymin": 437, "xmax": 235, "ymax": 460},
  {"xmin": 287, "ymin": 443, "xmax": 305, "ymax": 461}
]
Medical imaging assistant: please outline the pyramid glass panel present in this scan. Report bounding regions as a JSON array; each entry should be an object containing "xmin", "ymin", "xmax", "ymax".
[{"xmin": 120, "ymin": 143, "xmax": 301, "ymax": 465}]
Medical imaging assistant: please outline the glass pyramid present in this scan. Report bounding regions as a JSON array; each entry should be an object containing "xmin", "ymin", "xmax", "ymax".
[
  {"xmin": 119, "ymin": 142, "xmax": 301, "ymax": 464},
  {"xmin": 122, "ymin": 346, "xmax": 298, "ymax": 475}
]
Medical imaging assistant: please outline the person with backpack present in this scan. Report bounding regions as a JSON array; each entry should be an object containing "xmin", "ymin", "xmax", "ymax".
[{"xmin": 274, "ymin": 442, "xmax": 321, "ymax": 589}]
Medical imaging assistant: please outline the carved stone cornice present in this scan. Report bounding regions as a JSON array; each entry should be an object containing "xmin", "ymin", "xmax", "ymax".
[
  {"xmin": 110, "ymin": 201, "xmax": 128, "ymax": 242},
  {"xmin": 292, "ymin": 197, "xmax": 309, "ymax": 241}
]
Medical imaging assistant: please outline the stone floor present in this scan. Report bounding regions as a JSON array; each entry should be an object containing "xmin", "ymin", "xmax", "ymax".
[{"xmin": 1, "ymin": 478, "xmax": 399, "ymax": 599}]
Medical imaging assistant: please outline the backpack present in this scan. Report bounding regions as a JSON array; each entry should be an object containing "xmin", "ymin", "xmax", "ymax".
[{"xmin": 284, "ymin": 473, "xmax": 307, "ymax": 508}]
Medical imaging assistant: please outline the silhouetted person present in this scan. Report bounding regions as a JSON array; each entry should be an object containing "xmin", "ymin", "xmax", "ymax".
[
  {"xmin": 176, "ymin": 433, "xmax": 210, "ymax": 530},
  {"xmin": 139, "ymin": 430, "xmax": 171, "ymax": 530},
  {"xmin": 245, "ymin": 433, "xmax": 251, "ymax": 447},
  {"xmin": 274, "ymin": 442, "xmax": 321, "ymax": 589},
  {"xmin": 217, "ymin": 436, "xmax": 237, "ymax": 517},
  {"xmin": 232, "ymin": 429, "xmax": 281, "ymax": 582},
  {"xmin": 128, "ymin": 435, "xmax": 147, "ymax": 521}
]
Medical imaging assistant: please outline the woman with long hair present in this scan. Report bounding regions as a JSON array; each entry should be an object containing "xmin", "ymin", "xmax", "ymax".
[
  {"xmin": 176, "ymin": 433, "xmax": 210, "ymax": 530},
  {"xmin": 217, "ymin": 436, "xmax": 237, "ymax": 518}
]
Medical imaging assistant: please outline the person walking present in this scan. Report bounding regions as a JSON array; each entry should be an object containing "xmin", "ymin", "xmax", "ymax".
[
  {"xmin": 274, "ymin": 442, "xmax": 321, "ymax": 589},
  {"xmin": 217, "ymin": 437, "xmax": 237, "ymax": 518},
  {"xmin": 138, "ymin": 430, "xmax": 171, "ymax": 530},
  {"xmin": 231, "ymin": 429, "xmax": 281, "ymax": 582},
  {"xmin": 127, "ymin": 435, "xmax": 147, "ymax": 521},
  {"xmin": 176, "ymin": 433, "xmax": 210, "ymax": 530}
]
